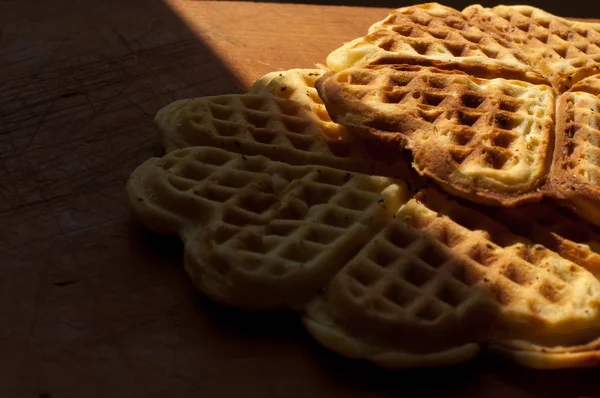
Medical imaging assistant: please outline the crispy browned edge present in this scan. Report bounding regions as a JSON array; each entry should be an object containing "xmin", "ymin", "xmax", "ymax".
[
  {"xmin": 315, "ymin": 68, "xmax": 550, "ymax": 207},
  {"xmin": 303, "ymin": 306, "xmax": 600, "ymax": 369},
  {"xmin": 302, "ymin": 297, "xmax": 482, "ymax": 369},
  {"xmin": 545, "ymin": 85, "xmax": 600, "ymax": 226},
  {"xmin": 489, "ymin": 338, "xmax": 600, "ymax": 369}
]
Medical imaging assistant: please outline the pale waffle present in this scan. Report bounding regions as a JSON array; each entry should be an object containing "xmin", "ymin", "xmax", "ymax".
[
  {"xmin": 547, "ymin": 74, "xmax": 600, "ymax": 227},
  {"xmin": 154, "ymin": 68, "xmax": 342, "ymax": 153},
  {"xmin": 325, "ymin": 3, "xmax": 545, "ymax": 83},
  {"xmin": 154, "ymin": 69, "xmax": 416, "ymax": 182},
  {"xmin": 464, "ymin": 5, "xmax": 600, "ymax": 92},
  {"xmin": 303, "ymin": 188, "xmax": 600, "ymax": 369},
  {"xmin": 316, "ymin": 64, "xmax": 555, "ymax": 206},
  {"xmin": 126, "ymin": 146, "xmax": 409, "ymax": 309}
]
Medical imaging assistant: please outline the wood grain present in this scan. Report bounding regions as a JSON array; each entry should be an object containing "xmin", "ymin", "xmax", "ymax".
[{"xmin": 1, "ymin": 1, "xmax": 600, "ymax": 397}]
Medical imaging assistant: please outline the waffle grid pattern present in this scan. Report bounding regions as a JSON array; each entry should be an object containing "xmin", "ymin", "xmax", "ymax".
[
  {"xmin": 338, "ymin": 67, "xmax": 550, "ymax": 171},
  {"xmin": 129, "ymin": 147, "xmax": 406, "ymax": 307},
  {"xmin": 311, "ymin": 189, "xmax": 600, "ymax": 364},
  {"xmin": 326, "ymin": 3, "xmax": 540, "ymax": 81},
  {"xmin": 338, "ymin": 220, "xmax": 476, "ymax": 325},
  {"xmin": 317, "ymin": 65, "xmax": 555, "ymax": 204},
  {"xmin": 372, "ymin": 5, "xmax": 528, "ymax": 66},
  {"xmin": 155, "ymin": 70, "xmax": 414, "ymax": 179},
  {"xmin": 128, "ymin": 146, "xmax": 600, "ymax": 367},
  {"xmin": 558, "ymin": 92, "xmax": 600, "ymax": 185},
  {"xmin": 339, "ymin": 197, "xmax": 581, "ymax": 319},
  {"xmin": 464, "ymin": 5, "xmax": 600, "ymax": 91}
]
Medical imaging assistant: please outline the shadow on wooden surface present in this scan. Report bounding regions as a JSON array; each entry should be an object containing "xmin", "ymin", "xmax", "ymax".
[
  {"xmin": 194, "ymin": 287, "xmax": 600, "ymax": 398},
  {"xmin": 0, "ymin": 0, "xmax": 243, "ymax": 396}
]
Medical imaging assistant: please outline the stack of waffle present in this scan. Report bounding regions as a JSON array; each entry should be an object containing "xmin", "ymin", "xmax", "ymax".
[{"xmin": 126, "ymin": 4, "xmax": 600, "ymax": 369}]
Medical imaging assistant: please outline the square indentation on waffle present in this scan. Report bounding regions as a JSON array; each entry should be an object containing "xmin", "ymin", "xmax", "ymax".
[
  {"xmin": 317, "ymin": 65, "xmax": 554, "ymax": 204},
  {"xmin": 155, "ymin": 75, "xmax": 413, "ymax": 179},
  {"xmin": 557, "ymin": 92, "xmax": 600, "ymax": 185},
  {"xmin": 205, "ymin": 164, "xmax": 405, "ymax": 278},
  {"xmin": 548, "ymin": 87, "xmax": 600, "ymax": 226},
  {"xmin": 169, "ymin": 93, "xmax": 363, "ymax": 157},
  {"xmin": 127, "ymin": 146, "xmax": 410, "ymax": 308},
  {"xmin": 464, "ymin": 5, "xmax": 600, "ymax": 91},
  {"xmin": 323, "ymin": 187, "xmax": 600, "ymax": 349},
  {"xmin": 326, "ymin": 3, "xmax": 542, "ymax": 82}
]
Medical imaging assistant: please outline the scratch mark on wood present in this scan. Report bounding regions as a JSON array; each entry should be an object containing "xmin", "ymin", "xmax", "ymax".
[
  {"xmin": 107, "ymin": 24, "xmax": 135, "ymax": 56},
  {"xmin": 20, "ymin": 99, "xmax": 55, "ymax": 154}
]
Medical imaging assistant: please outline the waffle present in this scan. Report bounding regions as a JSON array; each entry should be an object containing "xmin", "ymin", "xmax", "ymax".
[
  {"xmin": 125, "ymin": 2, "xmax": 600, "ymax": 371},
  {"xmin": 154, "ymin": 69, "xmax": 342, "ymax": 153},
  {"xmin": 463, "ymin": 5, "xmax": 600, "ymax": 92},
  {"xmin": 481, "ymin": 202, "xmax": 600, "ymax": 279},
  {"xmin": 325, "ymin": 3, "xmax": 545, "ymax": 83},
  {"xmin": 569, "ymin": 73, "xmax": 600, "ymax": 94},
  {"xmin": 547, "ymin": 75, "xmax": 600, "ymax": 226},
  {"xmin": 126, "ymin": 146, "xmax": 410, "ymax": 309},
  {"xmin": 247, "ymin": 68, "xmax": 328, "ymax": 101},
  {"xmin": 154, "ymin": 69, "xmax": 416, "ymax": 182},
  {"xmin": 303, "ymin": 188, "xmax": 600, "ymax": 369},
  {"xmin": 315, "ymin": 64, "xmax": 555, "ymax": 206}
]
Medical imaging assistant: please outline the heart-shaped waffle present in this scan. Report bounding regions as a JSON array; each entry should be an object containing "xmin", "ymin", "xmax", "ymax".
[
  {"xmin": 126, "ymin": 146, "xmax": 409, "ymax": 309},
  {"xmin": 316, "ymin": 64, "xmax": 555, "ymax": 206},
  {"xmin": 304, "ymin": 188, "xmax": 600, "ymax": 369},
  {"xmin": 318, "ymin": 4, "xmax": 600, "ymax": 216}
]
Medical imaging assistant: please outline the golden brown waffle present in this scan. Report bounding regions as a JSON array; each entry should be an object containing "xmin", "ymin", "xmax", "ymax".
[
  {"xmin": 154, "ymin": 69, "xmax": 417, "ymax": 182},
  {"xmin": 126, "ymin": 146, "xmax": 409, "ymax": 309},
  {"xmin": 569, "ymin": 73, "xmax": 600, "ymax": 94},
  {"xmin": 464, "ymin": 5, "xmax": 600, "ymax": 92},
  {"xmin": 547, "ymin": 74, "xmax": 600, "ymax": 226},
  {"xmin": 479, "ymin": 202, "xmax": 600, "ymax": 279},
  {"xmin": 316, "ymin": 64, "xmax": 555, "ymax": 206},
  {"xmin": 126, "ymin": 146, "xmax": 600, "ymax": 367},
  {"xmin": 326, "ymin": 3, "xmax": 545, "ymax": 83},
  {"xmin": 303, "ymin": 188, "xmax": 600, "ymax": 369}
]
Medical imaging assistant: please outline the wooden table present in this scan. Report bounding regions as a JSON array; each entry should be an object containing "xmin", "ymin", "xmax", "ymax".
[{"xmin": 2, "ymin": 1, "xmax": 600, "ymax": 396}]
